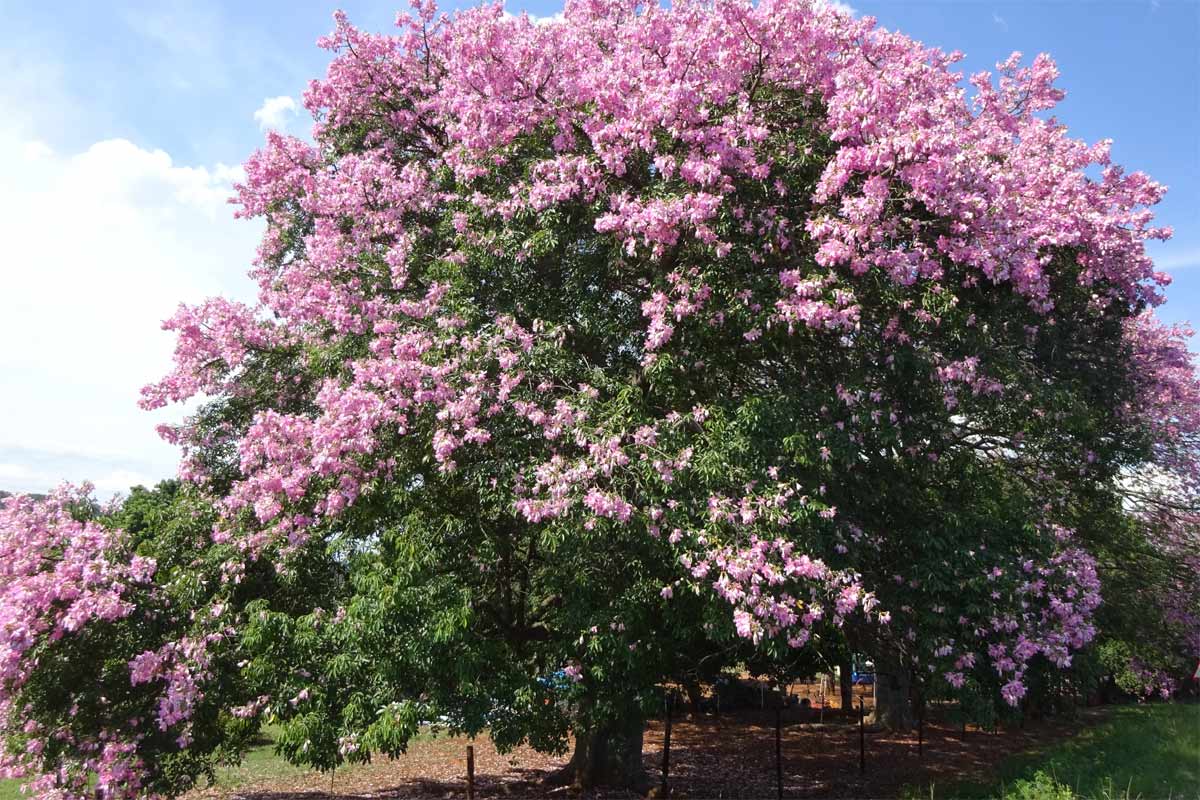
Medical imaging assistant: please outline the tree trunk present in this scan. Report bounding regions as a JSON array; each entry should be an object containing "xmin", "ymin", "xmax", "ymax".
[
  {"xmin": 838, "ymin": 660, "xmax": 853, "ymax": 711},
  {"xmin": 684, "ymin": 680, "xmax": 705, "ymax": 718},
  {"xmin": 870, "ymin": 665, "xmax": 914, "ymax": 730},
  {"xmin": 545, "ymin": 715, "xmax": 649, "ymax": 792}
]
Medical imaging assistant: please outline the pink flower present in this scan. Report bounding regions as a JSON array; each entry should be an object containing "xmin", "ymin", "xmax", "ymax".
[{"xmin": 1001, "ymin": 679, "xmax": 1027, "ymax": 706}]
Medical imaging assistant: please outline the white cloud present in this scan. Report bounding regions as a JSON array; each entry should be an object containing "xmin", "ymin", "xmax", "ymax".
[
  {"xmin": 0, "ymin": 462, "xmax": 58, "ymax": 490},
  {"xmin": 253, "ymin": 95, "xmax": 298, "ymax": 132},
  {"xmin": 992, "ymin": 12, "xmax": 1009, "ymax": 31},
  {"xmin": 22, "ymin": 140, "xmax": 54, "ymax": 160},
  {"xmin": 529, "ymin": 11, "xmax": 565, "ymax": 25},
  {"xmin": 0, "ymin": 118, "xmax": 260, "ymax": 496},
  {"xmin": 92, "ymin": 469, "xmax": 162, "ymax": 495},
  {"xmin": 501, "ymin": 10, "xmax": 566, "ymax": 26},
  {"xmin": 817, "ymin": 0, "xmax": 856, "ymax": 16}
]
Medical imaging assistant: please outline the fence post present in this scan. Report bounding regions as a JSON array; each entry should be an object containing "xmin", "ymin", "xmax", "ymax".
[
  {"xmin": 466, "ymin": 744, "xmax": 475, "ymax": 800},
  {"xmin": 915, "ymin": 686, "xmax": 924, "ymax": 759},
  {"xmin": 661, "ymin": 690, "xmax": 673, "ymax": 797},
  {"xmin": 858, "ymin": 696, "xmax": 865, "ymax": 774},
  {"xmin": 917, "ymin": 706, "xmax": 924, "ymax": 758},
  {"xmin": 775, "ymin": 694, "xmax": 784, "ymax": 800}
]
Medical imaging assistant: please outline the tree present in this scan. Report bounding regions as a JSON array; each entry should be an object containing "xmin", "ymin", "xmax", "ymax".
[
  {"xmin": 0, "ymin": 483, "xmax": 256, "ymax": 799},
  {"xmin": 3, "ymin": 0, "xmax": 1198, "ymax": 795}
]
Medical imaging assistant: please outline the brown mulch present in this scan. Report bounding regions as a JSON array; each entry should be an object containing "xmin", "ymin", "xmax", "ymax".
[{"xmin": 192, "ymin": 702, "xmax": 1099, "ymax": 800}]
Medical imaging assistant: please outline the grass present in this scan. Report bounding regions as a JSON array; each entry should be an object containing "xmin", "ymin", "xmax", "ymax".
[
  {"xmin": 204, "ymin": 726, "xmax": 316, "ymax": 791},
  {"xmin": 909, "ymin": 703, "xmax": 1200, "ymax": 800}
]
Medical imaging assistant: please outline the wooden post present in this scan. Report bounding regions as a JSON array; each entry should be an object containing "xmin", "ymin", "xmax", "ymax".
[
  {"xmin": 661, "ymin": 690, "xmax": 674, "ymax": 798},
  {"xmin": 858, "ymin": 697, "xmax": 865, "ymax": 774},
  {"xmin": 775, "ymin": 696, "xmax": 784, "ymax": 800},
  {"xmin": 466, "ymin": 744, "xmax": 475, "ymax": 800}
]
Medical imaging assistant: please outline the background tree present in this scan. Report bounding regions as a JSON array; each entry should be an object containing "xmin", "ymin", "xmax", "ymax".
[{"xmin": 0, "ymin": 483, "xmax": 261, "ymax": 799}]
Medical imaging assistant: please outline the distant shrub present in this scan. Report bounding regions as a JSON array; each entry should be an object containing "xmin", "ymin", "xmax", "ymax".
[{"xmin": 1006, "ymin": 771, "xmax": 1075, "ymax": 800}]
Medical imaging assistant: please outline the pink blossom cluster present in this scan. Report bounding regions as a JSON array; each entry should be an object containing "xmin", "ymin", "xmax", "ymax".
[
  {"xmin": 1126, "ymin": 659, "xmax": 1180, "ymax": 700},
  {"xmin": 706, "ymin": 536, "xmax": 878, "ymax": 647},
  {"xmin": 933, "ymin": 356, "xmax": 1005, "ymax": 411},
  {"xmin": 140, "ymin": 298, "xmax": 286, "ymax": 411},
  {"xmin": 9, "ymin": 739, "xmax": 149, "ymax": 800},
  {"xmin": 128, "ymin": 632, "xmax": 227, "ymax": 747},
  {"xmin": 1123, "ymin": 312, "xmax": 1200, "ymax": 484},
  {"xmin": 0, "ymin": 487, "xmax": 153, "ymax": 702},
  {"xmin": 925, "ymin": 544, "xmax": 1102, "ymax": 703},
  {"xmin": 207, "ymin": 311, "xmax": 540, "ymax": 557}
]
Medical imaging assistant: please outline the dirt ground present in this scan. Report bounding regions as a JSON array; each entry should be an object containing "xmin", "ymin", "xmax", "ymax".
[{"xmin": 195, "ymin": 694, "xmax": 1095, "ymax": 800}]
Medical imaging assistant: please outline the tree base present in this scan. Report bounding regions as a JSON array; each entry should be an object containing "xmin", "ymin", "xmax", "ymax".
[
  {"xmin": 544, "ymin": 718, "xmax": 650, "ymax": 793},
  {"xmin": 869, "ymin": 668, "xmax": 914, "ymax": 730}
]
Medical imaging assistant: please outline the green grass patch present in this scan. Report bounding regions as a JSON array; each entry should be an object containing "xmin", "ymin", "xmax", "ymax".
[
  {"xmin": 910, "ymin": 703, "xmax": 1200, "ymax": 800},
  {"xmin": 206, "ymin": 726, "xmax": 316, "ymax": 790}
]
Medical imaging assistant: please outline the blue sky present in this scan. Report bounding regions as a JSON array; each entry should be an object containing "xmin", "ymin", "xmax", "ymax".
[{"xmin": 0, "ymin": 0, "xmax": 1196, "ymax": 494}]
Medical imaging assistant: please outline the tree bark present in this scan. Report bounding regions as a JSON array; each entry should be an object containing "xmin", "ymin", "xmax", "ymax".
[
  {"xmin": 838, "ymin": 660, "xmax": 853, "ymax": 711},
  {"xmin": 869, "ymin": 665, "xmax": 914, "ymax": 730},
  {"xmin": 545, "ymin": 715, "xmax": 649, "ymax": 792},
  {"xmin": 684, "ymin": 680, "xmax": 705, "ymax": 718}
]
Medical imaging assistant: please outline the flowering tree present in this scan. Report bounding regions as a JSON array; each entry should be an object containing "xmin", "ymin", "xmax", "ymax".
[
  {"xmin": 1092, "ymin": 315, "xmax": 1200, "ymax": 699},
  {"xmin": 0, "ymin": 485, "xmax": 237, "ymax": 798},
  {"xmin": 3, "ymin": 0, "xmax": 1198, "ymax": 795}
]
